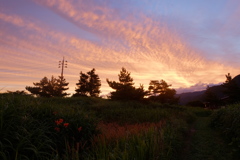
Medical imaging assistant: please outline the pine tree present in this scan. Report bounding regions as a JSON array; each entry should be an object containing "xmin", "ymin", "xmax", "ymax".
[
  {"xmin": 87, "ymin": 68, "xmax": 101, "ymax": 97},
  {"xmin": 74, "ymin": 72, "xmax": 89, "ymax": 97},
  {"xmin": 56, "ymin": 76, "xmax": 69, "ymax": 97},
  {"xmin": 107, "ymin": 67, "xmax": 147, "ymax": 100},
  {"xmin": 148, "ymin": 80, "xmax": 178, "ymax": 103},
  {"xmin": 26, "ymin": 76, "xmax": 50, "ymax": 97},
  {"xmin": 26, "ymin": 76, "xmax": 69, "ymax": 97},
  {"xmin": 73, "ymin": 68, "xmax": 101, "ymax": 97}
]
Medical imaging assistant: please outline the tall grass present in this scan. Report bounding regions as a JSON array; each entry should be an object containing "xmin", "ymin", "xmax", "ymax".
[
  {"xmin": 85, "ymin": 118, "xmax": 189, "ymax": 160},
  {"xmin": 0, "ymin": 94, "xmax": 98, "ymax": 160},
  {"xmin": 90, "ymin": 100, "xmax": 194, "ymax": 124},
  {"xmin": 0, "ymin": 94, "xmax": 55, "ymax": 159},
  {"xmin": 0, "ymin": 94, "xmax": 195, "ymax": 160},
  {"xmin": 89, "ymin": 125, "xmax": 164, "ymax": 160},
  {"xmin": 84, "ymin": 101, "xmax": 194, "ymax": 160}
]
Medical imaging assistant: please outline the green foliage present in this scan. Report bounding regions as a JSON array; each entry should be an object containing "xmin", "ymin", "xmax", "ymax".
[
  {"xmin": 26, "ymin": 76, "xmax": 69, "ymax": 97},
  {"xmin": 210, "ymin": 104, "xmax": 240, "ymax": 156},
  {"xmin": 74, "ymin": 68, "xmax": 101, "ymax": 97},
  {"xmin": 107, "ymin": 67, "xmax": 147, "ymax": 101}
]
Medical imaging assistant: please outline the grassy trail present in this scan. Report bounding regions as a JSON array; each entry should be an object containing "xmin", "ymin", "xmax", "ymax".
[{"xmin": 182, "ymin": 111, "xmax": 234, "ymax": 160}]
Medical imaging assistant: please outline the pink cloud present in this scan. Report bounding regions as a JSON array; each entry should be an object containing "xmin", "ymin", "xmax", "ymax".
[{"xmin": 1, "ymin": 0, "xmax": 239, "ymax": 95}]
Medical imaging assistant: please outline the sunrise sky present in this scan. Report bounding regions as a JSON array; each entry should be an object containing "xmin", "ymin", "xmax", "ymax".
[{"xmin": 1, "ymin": 0, "xmax": 240, "ymax": 96}]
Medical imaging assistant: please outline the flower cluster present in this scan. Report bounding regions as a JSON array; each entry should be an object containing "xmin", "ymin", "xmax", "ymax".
[
  {"xmin": 54, "ymin": 118, "xmax": 69, "ymax": 132},
  {"xmin": 54, "ymin": 118, "xmax": 82, "ymax": 133},
  {"xmin": 55, "ymin": 118, "xmax": 64, "ymax": 125}
]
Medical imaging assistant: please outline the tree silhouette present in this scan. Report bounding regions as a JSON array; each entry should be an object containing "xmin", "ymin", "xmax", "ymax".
[
  {"xmin": 148, "ymin": 80, "xmax": 178, "ymax": 104},
  {"xmin": 222, "ymin": 73, "xmax": 240, "ymax": 103},
  {"xmin": 87, "ymin": 68, "xmax": 101, "ymax": 97},
  {"xmin": 56, "ymin": 76, "xmax": 69, "ymax": 97},
  {"xmin": 26, "ymin": 76, "xmax": 69, "ymax": 97},
  {"xmin": 74, "ymin": 72, "xmax": 89, "ymax": 97},
  {"xmin": 6, "ymin": 90, "xmax": 28, "ymax": 95},
  {"xmin": 107, "ymin": 67, "xmax": 147, "ymax": 100},
  {"xmin": 73, "ymin": 68, "xmax": 101, "ymax": 97},
  {"xmin": 223, "ymin": 73, "xmax": 232, "ymax": 84}
]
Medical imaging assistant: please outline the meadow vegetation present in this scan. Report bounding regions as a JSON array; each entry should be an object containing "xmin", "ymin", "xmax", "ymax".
[
  {"xmin": 1, "ymin": 93, "xmax": 240, "ymax": 160},
  {"xmin": 0, "ymin": 93, "xmax": 195, "ymax": 160}
]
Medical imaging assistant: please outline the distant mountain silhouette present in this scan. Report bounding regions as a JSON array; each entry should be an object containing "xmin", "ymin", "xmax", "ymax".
[
  {"xmin": 177, "ymin": 90, "xmax": 205, "ymax": 105},
  {"xmin": 234, "ymin": 74, "xmax": 240, "ymax": 86},
  {"xmin": 177, "ymin": 74, "xmax": 240, "ymax": 105}
]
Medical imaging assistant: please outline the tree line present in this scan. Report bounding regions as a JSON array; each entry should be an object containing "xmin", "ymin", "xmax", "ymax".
[{"xmin": 26, "ymin": 67, "xmax": 178, "ymax": 103}]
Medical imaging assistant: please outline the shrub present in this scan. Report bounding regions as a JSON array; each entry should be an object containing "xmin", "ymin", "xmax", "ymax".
[{"xmin": 210, "ymin": 104, "xmax": 240, "ymax": 155}]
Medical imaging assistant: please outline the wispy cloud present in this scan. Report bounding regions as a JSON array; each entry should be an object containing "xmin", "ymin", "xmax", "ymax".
[{"xmin": 1, "ymin": 0, "xmax": 240, "ymax": 94}]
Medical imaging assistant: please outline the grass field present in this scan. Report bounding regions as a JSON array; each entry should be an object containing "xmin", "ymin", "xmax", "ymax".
[{"xmin": 0, "ymin": 94, "xmax": 239, "ymax": 160}]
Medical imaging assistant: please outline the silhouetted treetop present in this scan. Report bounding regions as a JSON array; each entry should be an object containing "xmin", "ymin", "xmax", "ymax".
[
  {"xmin": 26, "ymin": 76, "xmax": 69, "ymax": 97},
  {"xmin": 118, "ymin": 67, "xmax": 134, "ymax": 85},
  {"xmin": 73, "ymin": 68, "xmax": 101, "ymax": 97},
  {"xmin": 222, "ymin": 73, "xmax": 240, "ymax": 103},
  {"xmin": 107, "ymin": 67, "xmax": 147, "ymax": 101},
  {"xmin": 107, "ymin": 67, "xmax": 134, "ymax": 90},
  {"xmin": 148, "ymin": 80, "xmax": 178, "ymax": 104}
]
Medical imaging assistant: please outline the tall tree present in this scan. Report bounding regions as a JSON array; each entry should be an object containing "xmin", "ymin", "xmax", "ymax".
[
  {"xmin": 26, "ymin": 76, "xmax": 69, "ymax": 97},
  {"xmin": 87, "ymin": 68, "xmax": 101, "ymax": 97},
  {"xmin": 56, "ymin": 76, "xmax": 69, "ymax": 97},
  {"xmin": 74, "ymin": 72, "xmax": 89, "ymax": 97},
  {"xmin": 107, "ymin": 67, "xmax": 147, "ymax": 100},
  {"xmin": 74, "ymin": 68, "xmax": 101, "ymax": 97},
  {"xmin": 148, "ymin": 80, "xmax": 178, "ymax": 104}
]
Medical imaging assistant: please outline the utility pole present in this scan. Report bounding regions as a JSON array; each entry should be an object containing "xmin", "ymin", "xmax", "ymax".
[{"xmin": 58, "ymin": 56, "xmax": 68, "ymax": 84}]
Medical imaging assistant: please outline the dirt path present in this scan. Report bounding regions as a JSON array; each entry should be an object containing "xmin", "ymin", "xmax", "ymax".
[{"xmin": 181, "ymin": 113, "xmax": 234, "ymax": 160}]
